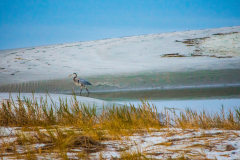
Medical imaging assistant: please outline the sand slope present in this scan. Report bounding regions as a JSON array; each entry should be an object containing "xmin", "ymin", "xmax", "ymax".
[{"xmin": 0, "ymin": 26, "xmax": 240, "ymax": 93}]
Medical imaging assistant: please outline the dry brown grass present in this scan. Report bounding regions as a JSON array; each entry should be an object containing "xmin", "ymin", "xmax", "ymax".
[
  {"xmin": 0, "ymin": 93, "xmax": 163, "ymax": 159},
  {"xmin": 0, "ymin": 92, "xmax": 240, "ymax": 159},
  {"xmin": 165, "ymin": 106, "xmax": 240, "ymax": 130},
  {"xmin": 14, "ymin": 57, "xmax": 26, "ymax": 60}
]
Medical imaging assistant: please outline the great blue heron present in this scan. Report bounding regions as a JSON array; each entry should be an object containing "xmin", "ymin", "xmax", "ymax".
[{"xmin": 68, "ymin": 73, "xmax": 92, "ymax": 95}]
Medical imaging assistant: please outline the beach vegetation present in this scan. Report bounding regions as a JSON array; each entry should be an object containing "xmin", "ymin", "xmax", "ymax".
[{"xmin": 0, "ymin": 92, "xmax": 239, "ymax": 159}]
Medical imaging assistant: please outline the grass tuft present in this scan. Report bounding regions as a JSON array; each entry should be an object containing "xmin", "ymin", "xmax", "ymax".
[{"xmin": 0, "ymin": 92, "xmax": 240, "ymax": 159}]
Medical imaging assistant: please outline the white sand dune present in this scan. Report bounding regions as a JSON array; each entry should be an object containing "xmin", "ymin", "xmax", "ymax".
[{"xmin": 0, "ymin": 26, "xmax": 240, "ymax": 85}]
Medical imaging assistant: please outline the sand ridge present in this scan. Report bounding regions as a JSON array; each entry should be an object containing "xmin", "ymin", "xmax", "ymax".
[{"xmin": 0, "ymin": 26, "xmax": 240, "ymax": 86}]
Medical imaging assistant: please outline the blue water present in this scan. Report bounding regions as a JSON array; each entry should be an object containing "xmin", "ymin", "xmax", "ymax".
[{"xmin": 115, "ymin": 98, "xmax": 240, "ymax": 114}]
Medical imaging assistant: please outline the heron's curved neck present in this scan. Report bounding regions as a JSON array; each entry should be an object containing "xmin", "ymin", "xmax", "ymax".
[{"xmin": 73, "ymin": 75, "xmax": 77, "ymax": 81}]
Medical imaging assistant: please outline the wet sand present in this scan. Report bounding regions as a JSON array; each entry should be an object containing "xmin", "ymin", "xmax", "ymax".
[
  {"xmin": 0, "ymin": 68, "xmax": 240, "ymax": 94},
  {"xmin": 85, "ymin": 86, "xmax": 240, "ymax": 101}
]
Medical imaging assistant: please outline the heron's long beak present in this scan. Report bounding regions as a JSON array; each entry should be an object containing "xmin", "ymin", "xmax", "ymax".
[{"xmin": 68, "ymin": 75, "xmax": 72, "ymax": 77}]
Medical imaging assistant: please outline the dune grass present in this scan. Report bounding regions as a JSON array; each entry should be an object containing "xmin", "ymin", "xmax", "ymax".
[
  {"xmin": 0, "ymin": 93, "xmax": 163, "ymax": 159},
  {"xmin": 166, "ymin": 106, "xmax": 240, "ymax": 130},
  {"xmin": 0, "ymin": 92, "xmax": 240, "ymax": 159},
  {"xmin": 0, "ymin": 93, "xmax": 163, "ymax": 131}
]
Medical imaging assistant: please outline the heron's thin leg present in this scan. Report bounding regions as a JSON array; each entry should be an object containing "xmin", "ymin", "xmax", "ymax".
[
  {"xmin": 80, "ymin": 86, "xmax": 82, "ymax": 95},
  {"xmin": 84, "ymin": 86, "xmax": 90, "ymax": 94}
]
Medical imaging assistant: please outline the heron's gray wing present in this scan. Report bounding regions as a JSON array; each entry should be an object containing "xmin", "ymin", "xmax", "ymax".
[{"xmin": 78, "ymin": 78, "xmax": 92, "ymax": 85}]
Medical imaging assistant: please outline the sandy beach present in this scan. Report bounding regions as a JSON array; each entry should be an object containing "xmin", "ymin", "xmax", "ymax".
[{"xmin": 0, "ymin": 26, "xmax": 240, "ymax": 95}]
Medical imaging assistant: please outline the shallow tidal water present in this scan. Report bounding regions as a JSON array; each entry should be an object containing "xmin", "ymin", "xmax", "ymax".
[
  {"xmin": 116, "ymin": 98, "xmax": 240, "ymax": 114},
  {"xmin": 84, "ymin": 86, "xmax": 240, "ymax": 114}
]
